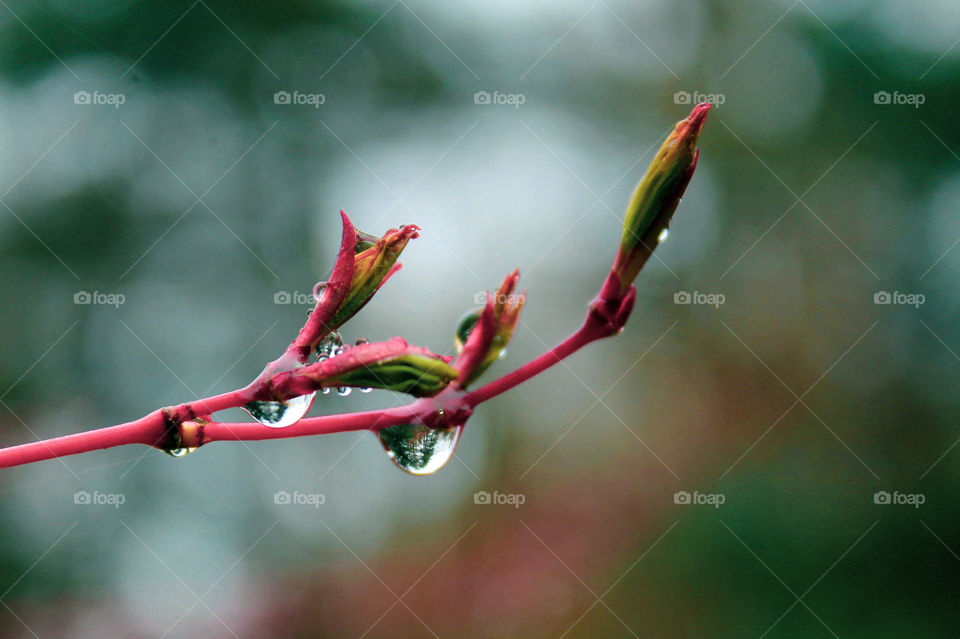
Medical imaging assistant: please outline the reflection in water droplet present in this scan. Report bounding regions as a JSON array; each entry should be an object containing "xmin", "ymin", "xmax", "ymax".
[
  {"xmin": 244, "ymin": 391, "xmax": 316, "ymax": 428},
  {"xmin": 658, "ymin": 228, "xmax": 669, "ymax": 243},
  {"xmin": 312, "ymin": 280, "xmax": 328, "ymax": 301},
  {"xmin": 315, "ymin": 332, "xmax": 343, "ymax": 360},
  {"xmin": 377, "ymin": 422, "xmax": 463, "ymax": 475},
  {"xmin": 455, "ymin": 309, "xmax": 483, "ymax": 353},
  {"xmin": 165, "ymin": 447, "xmax": 197, "ymax": 458}
]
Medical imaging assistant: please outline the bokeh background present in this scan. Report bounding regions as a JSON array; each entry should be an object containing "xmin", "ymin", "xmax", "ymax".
[{"xmin": 0, "ymin": 0, "xmax": 958, "ymax": 636}]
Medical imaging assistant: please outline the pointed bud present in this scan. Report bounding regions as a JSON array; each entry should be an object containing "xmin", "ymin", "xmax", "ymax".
[
  {"xmin": 610, "ymin": 103, "xmax": 710, "ymax": 296},
  {"xmin": 454, "ymin": 270, "xmax": 526, "ymax": 387},
  {"xmin": 329, "ymin": 223, "xmax": 421, "ymax": 329},
  {"xmin": 288, "ymin": 211, "xmax": 357, "ymax": 361},
  {"xmin": 286, "ymin": 216, "xmax": 419, "ymax": 362}
]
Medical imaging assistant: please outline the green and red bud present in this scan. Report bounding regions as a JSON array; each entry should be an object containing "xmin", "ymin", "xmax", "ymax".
[
  {"xmin": 608, "ymin": 103, "xmax": 710, "ymax": 298},
  {"xmin": 272, "ymin": 337, "xmax": 458, "ymax": 399},
  {"xmin": 454, "ymin": 270, "xmax": 526, "ymax": 387},
  {"xmin": 330, "ymin": 223, "xmax": 421, "ymax": 329},
  {"xmin": 288, "ymin": 213, "xmax": 420, "ymax": 362}
]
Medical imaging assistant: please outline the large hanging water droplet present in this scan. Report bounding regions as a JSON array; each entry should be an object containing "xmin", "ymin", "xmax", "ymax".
[
  {"xmin": 455, "ymin": 309, "xmax": 483, "ymax": 353},
  {"xmin": 244, "ymin": 391, "xmax": 316, "ymax": 428},
  {"xmin": 377, "ymin": 422, "xmax": 463, "ymax": 475},
  {"xmin": 657, "ymin": 228, "xmax": 669, "ymax": 244}
]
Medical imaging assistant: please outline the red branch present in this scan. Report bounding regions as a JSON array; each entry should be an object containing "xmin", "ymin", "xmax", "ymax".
[
  {"xmin": 0, "ymin": 103, "xmax": 709, "ymax": 470},
  {"xmin": 0, "ymin": 281, "xmax": 636, "ymax": 468}
]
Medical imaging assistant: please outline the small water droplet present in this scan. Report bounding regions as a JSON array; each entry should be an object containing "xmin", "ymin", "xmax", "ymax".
[
  {"xmin": 455, "ymin": 309, "xmax": 483, "ymax": 353},
  {"xmin": 321, "ymin": 387, "xmax": 332, "ymax": 395},
  {"xmin": 315, "ymin": 332, "xmax": 343, "ymax": 360},
  {"xmin": 354, "ymin": 338, "xmax": 369, "ymax": 346},
  {"xmin": 360, "ymin": 387, "xmax": 373, "ymax": 394},
  {"xmin": 164, "ymin": 417, "xmax": 206, "ymax": 456},
  {"xmin": 337, "ymin": 386, "xmax": 352, "ymax": 397},
  {"xmin": 657, "ymin": 228, "xmax": 669, "ymax": 243},
  {"xmin": 165, "ymin": 447, "xmax": 197, "ymax": 458},
  {"xmin": 312, "ymin": 281, "xmax": 328, "ymax": 301},
  {"xmin": 377, "ymin": 422, "xmax": 463, "ymax": 475}
]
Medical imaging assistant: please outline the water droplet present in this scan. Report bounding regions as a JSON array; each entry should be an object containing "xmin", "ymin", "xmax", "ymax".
[
  {"xmin": 315, "ymin": 332, "xmax": 343, "ymax": 360},
  {"xmin": 321, "ymin": 387, "xmax": 332, "ymax": 395},
  {"xmin": 244, "ymin": 390, "xmax": 316, "ymax": 428},
  {"xmin": 312, "ymin": 281, "xmax": 328, "ymax": 301},
  {"xmin": 377, "ymin": 422, "xmax": 463, "ymax": 475},
  {"xmin": 164, "ymin": 417, "xmax": 207, "ymax": 457},
  {"xmin": 165, "ymin": 447, "xmax": 197, "ymax": 458},
  {"xmin": 337, "ymin": 386, "xmax": 352, "ymax": 397},
  {"xmin": 455, "ymin": 309, "xmax": 483, "ymax": 353},
  {"xmin": 360, "ymin": 387, "xmax": 373, "ymax": 394},
  {"xmin": 657, "ymin": 228, "xmax": 669, "ymax": 243}
]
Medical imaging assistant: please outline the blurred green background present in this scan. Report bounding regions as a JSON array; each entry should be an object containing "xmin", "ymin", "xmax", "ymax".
[{"xmin": 0, "ymin": 0, "xmax": 958, "ymax": 636}]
